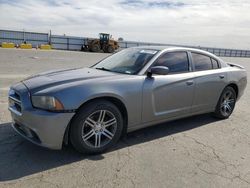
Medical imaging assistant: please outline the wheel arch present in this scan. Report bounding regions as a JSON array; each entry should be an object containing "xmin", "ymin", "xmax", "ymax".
[
  {"xmin": 63, "ymin": 96, "xmax": 128, "ymax": 146},
  {"xmin": 226, "ymin": 83, "xmax": 239, "ymax": 99}
]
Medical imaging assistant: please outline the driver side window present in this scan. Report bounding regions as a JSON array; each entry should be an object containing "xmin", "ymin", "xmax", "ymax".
[{"xmin": 153, "ymin": 52, "xmax": 189, "ymax": 74}]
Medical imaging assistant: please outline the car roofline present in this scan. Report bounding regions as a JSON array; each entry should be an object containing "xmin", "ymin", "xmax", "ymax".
[{"xmin": 136, "ymin": 46, "xmax": 225, "ymax": 75}]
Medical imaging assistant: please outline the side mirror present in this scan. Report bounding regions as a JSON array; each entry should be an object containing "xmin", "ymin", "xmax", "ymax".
[{"xmin": 147, "ymin": 66, "xmax": 169, "ymax": 77}]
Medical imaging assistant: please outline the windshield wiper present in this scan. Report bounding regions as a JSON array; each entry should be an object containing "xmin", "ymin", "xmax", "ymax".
[{"xmin": 95, "ymin": 67, "xmax": 112, "ymax": 72}]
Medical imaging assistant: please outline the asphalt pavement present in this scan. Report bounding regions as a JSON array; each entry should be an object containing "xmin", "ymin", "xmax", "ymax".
[{"xmin": 0, "ymin": 48, "xmax": 250, "ymax": 188}]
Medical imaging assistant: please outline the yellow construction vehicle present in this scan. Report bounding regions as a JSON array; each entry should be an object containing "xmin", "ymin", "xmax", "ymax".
[{"xmin": 82, "ymin": 33, "xmax": 119, "ymax": 53}]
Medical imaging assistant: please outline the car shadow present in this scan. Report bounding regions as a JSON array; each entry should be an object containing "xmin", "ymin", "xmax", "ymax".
[{"xmin": 0, "ymin": 114, "xmax": 219, "ymax": 181}]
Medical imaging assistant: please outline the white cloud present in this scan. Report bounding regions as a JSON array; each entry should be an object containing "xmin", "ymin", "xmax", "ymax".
[{"xmin": 0, "ymin": 0, "xmax": 250, "ymax": 49}]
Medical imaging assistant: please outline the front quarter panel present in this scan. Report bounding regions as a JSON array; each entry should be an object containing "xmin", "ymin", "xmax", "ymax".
[{"xmin": 34, "ymin": 75, "xmax": 145, "ymax": 128}]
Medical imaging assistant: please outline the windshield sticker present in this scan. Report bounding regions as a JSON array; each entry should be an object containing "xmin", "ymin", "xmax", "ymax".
[
  {"xmin": 140, "ymin": 50, "xmax": 158, "ymax": 55},
  {"xmin": 125, "ymin": 71, "xmax": 132, "ymax": 74}
]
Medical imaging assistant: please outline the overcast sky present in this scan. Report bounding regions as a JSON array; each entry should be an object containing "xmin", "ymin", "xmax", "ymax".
[{"xmin": 1, "ymin": 0, "xmax": 250, "ymax": 49}]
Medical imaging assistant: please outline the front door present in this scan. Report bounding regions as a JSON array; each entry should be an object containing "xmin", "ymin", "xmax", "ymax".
[{"xmin": 141, "ymin": 51, "xmax": 195, "ymax": 123}]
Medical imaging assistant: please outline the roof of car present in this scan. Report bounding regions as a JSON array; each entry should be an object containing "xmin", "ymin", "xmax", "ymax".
[
  {"xmin": 133, "ymin": 45, "xmax": 203, "ymax": 51},
  {"xmin": 132, "ymin": 45, "xmax": 174, "ymax": 50},
  {"xmin": 133, "ymin": 45, "xmax": 221, "ymax": 58},
  {"xmin": 131, "ymin": 45, "xmax": 225, "ymax": 66}
]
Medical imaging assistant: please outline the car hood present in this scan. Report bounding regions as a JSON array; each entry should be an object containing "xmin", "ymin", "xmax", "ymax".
[{"xmin": 22, "ymin": 67, "xmax": 119, "ymax": 93}]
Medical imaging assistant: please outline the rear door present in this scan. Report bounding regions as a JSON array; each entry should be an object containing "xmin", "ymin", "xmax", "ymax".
[
  {"xmin": 142, "ymin": 51, "xmax": 195, "ymax": 122},
  {"xmin": 191, "ymin": 52, "xmax": 228, "ymax": 113}
]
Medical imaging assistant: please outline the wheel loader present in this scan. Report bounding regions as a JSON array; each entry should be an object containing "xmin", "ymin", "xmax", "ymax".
[{"xmin": 82, "ymin": 33, "xmax": 119, "ymax": 53}]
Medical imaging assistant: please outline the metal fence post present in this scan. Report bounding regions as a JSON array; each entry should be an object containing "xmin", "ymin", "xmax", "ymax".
[
  {"xmin": 23, "ymin": 29, "xmax": 25, "ymax": 43},
  {"xmin": 67, "ymin": 37, "xmax": 69, "ymax": 50},
  {"xmin": 48, "ymin": 30, "xmax": 51, "ymax": 45}
]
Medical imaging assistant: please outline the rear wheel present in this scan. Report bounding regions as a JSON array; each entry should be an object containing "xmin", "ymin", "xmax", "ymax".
[
  {"xmin": 70, "ymin": 100, "xmax": 123, "ymax": 154},
  {"xmin": 107, "ymin": 45, "xmax": 114, "ymax": 53},
  {"xmin": 214, "ymin": 86, "xmax": 236, "ymax": 119}
]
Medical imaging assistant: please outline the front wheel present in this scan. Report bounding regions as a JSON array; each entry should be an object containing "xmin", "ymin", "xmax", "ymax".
[
  {"xmin": 213, "ymin": 86, "xmax": 236, "ymax": 119},
  {"xmin": 70, "ymin": 100, "xmax": 123, "ymax": 154}
]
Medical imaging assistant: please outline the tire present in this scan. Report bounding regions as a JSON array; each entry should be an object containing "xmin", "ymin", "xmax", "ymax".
[
  {"xmin": 213, "ymin": 86, "xmax": 236, "ymax": 119},
  {"xmin": 70, "ymin": 100, "xmax": 123, "ymax": 154},
  {"xmin": 107, "ymin": 46, "xmax": 114, "ymax": 53},
  {"xmin": 90, "ymin": 45, "xmax": 100, "ymax": 52}
]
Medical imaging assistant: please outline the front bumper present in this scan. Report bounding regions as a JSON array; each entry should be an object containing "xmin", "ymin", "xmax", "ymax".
[{"xmin": 8, "ymin": 82, "xmax": 75, "ymax": 150}]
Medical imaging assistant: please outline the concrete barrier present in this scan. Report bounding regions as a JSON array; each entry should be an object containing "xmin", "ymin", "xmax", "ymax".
[
  {"xmin": 1, "ymin": 42, "xmax": 15, "ymax": 48},
  {"xmin": 20, "ymin": 43, "xmax": 32, "ymax": 49},
  {"xmin": 40, "ymin": 44, "xmax": 52, "ymax": 50}
]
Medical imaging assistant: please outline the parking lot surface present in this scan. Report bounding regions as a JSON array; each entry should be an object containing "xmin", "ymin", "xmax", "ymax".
[{"xmin": 0, "ymin": 48, "xmax": 250, "ymax": 188}]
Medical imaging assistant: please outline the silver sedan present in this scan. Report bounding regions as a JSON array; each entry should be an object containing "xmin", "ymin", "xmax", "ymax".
[{"xmin": 8, "ymin": 46, "xmax": 247, "ymax": 154}]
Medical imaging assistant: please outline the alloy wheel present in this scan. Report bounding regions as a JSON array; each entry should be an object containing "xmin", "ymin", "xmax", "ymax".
[
  {"xmin": 220, "ymin": 90, "xmax": 235, "ymax": 116},
  {"xmin": 81, "ymin": 110, "xmax": 117, "ymax": 148}
]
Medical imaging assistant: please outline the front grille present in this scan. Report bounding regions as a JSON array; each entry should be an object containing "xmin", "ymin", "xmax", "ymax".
[
  {"xmin": 15, "ymin": 102, "xmax": 22, "ymax": 112},
  {"xmin": 14, "ymin": 92, "xmax": 21, "ymax": 101},
  {"xmin": 9, "ymin": 89, "xmax": 22, "ymax": 115}
]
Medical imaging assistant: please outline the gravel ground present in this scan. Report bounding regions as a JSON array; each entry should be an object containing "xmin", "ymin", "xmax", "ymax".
[{"xmin": 0, "ymin": 48, "xmax": 250, "ymax": 188}]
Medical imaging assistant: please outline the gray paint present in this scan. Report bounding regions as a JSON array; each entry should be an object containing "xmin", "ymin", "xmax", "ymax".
[{"xmin": 9, "ymin": 46, "xmax": 247, "ymax": 149}]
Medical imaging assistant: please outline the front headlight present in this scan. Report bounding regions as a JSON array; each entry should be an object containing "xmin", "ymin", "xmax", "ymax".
[{"xmin": 31, "ymin": 96, "xmax": 64, "ymax": 111}]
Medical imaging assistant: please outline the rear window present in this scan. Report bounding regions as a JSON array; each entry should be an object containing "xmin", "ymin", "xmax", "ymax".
[
  {"xmin": 192, "ymin": 53, "xmax": 212, "ymax": 71},
  {"xmin": 211, "ymin": 58, "xmax": 220, "ymax": 69}
]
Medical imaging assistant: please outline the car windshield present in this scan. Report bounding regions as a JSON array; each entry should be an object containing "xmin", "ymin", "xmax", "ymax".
[{"xmin": 92, "ymin": 48, "xmax": 159, "ymax": 75}]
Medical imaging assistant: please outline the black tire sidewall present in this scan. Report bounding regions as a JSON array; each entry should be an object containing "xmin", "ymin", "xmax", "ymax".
[
  {"xmin": 108, "ymin": 46, "xmax": 114, "ymax": 53},
  {"xmin": 214, "ymin": 86, "xmax": 236, "ymax": 119},
  {"xmin": 70, "ymin": 100, "xmax": 123, "ymax": 154},
  {"xmin": 91, "ymin": 45, "xmax": 100, "ymax": 52}
]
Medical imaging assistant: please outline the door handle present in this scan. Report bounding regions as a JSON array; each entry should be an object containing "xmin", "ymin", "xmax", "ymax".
[
  {"xmin": 219, "ymin": 75, "xmax": 225, "ymax": 79},
  {"xmin": 186, "ymin": 80, "xmax": 194, "ymax": 86}
]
